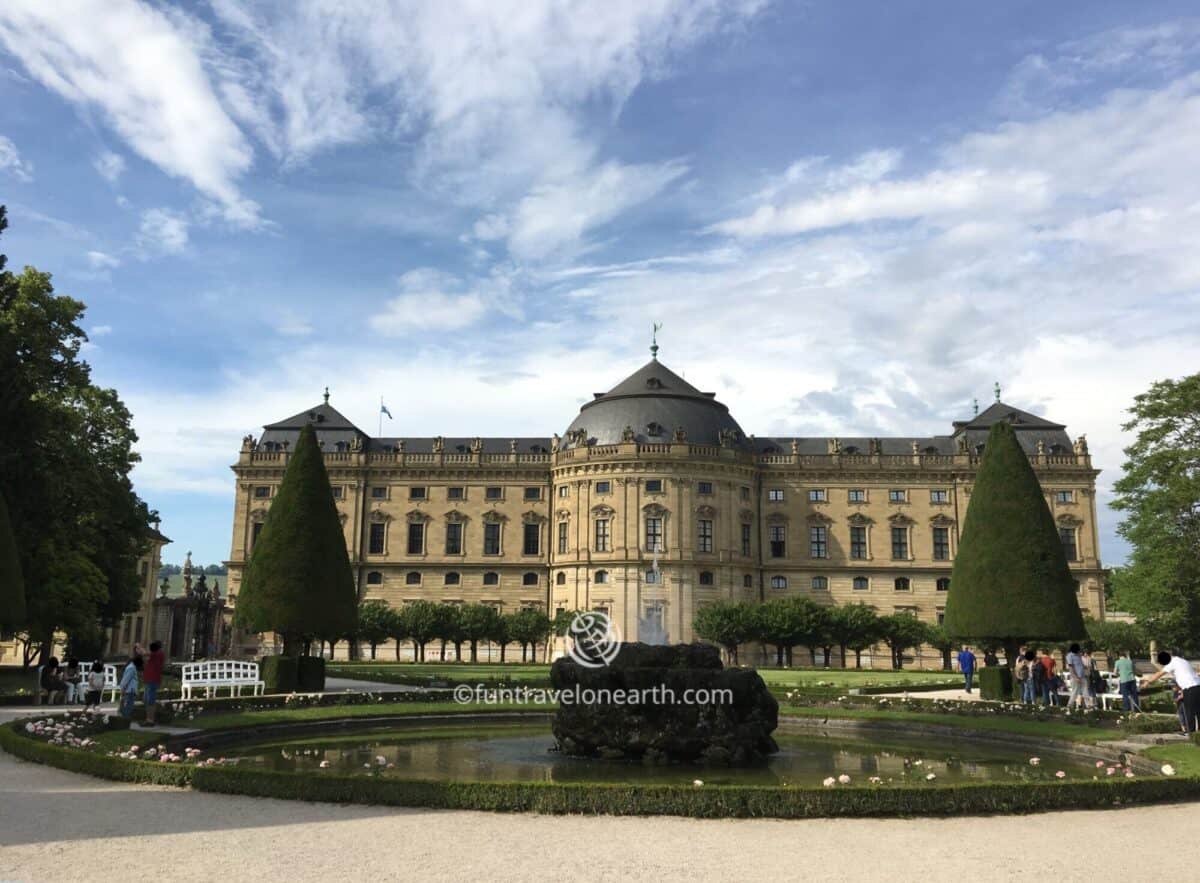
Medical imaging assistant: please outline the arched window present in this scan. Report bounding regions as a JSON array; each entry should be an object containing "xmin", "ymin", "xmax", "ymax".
[
  {"xmin": 936, "ymin": 577, "xmax": 950, "ymax": 592},
  {"xmin": 811, "ymin": 576, "xmax": 828, "ymax": 590},
  {"xmin": 483, "ymin": 572, "xmax": 499, "ymax": 586},
  {"xmin": 405, "ymin": 571, "xmax": 421, "ymax": 585},
  {"xmin": 770, "ymin": 575, "xmax": 787, "ymax": 590},
  {"xmin": 595, "ymin": 570, "xmax": 609, "ymax": 585},
  {"xmin": 852, "ymin": 576, "xmax": 869, "ymax": 591},
  {"xmin": 555, "ymin": 572, "xmax": 566, "ymax": 585},
  {"xmin": 699, "ymin": 571, "xmax": 714, "ymax": 586},
  {"xmin": 894, "ymin": 577, "xmax": 910, "ymax": 592},
  {"xmin": 445, "ymin": 572, "xmax": 461, "ymax": 586},
  {"xmin": 366, "ymin": 571, "xmax": 383, "ymax": 585},
  {"xmin": 522, "ymin": 572, "xmax": 539, "ymax": 586}
]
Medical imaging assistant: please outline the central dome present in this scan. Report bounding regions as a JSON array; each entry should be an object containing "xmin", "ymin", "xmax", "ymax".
[{"xmin": 561, "ymin": 359, "xmax": 749, "ymax": 449}]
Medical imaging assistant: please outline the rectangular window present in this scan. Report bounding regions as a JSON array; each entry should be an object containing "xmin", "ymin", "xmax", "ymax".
[
  {"xmin": 484, "ymin": 523, "xmax": 501, "ymax": 555},
  {"xmin": 557, "ymin": 485, "xmax": 568, "ymax": 498},
  {"xmin": 810, "ymin": 526, "xmax": 828, "ymax": 558},
  {"xmin": 850, "ymin": 526, "xmax": 867, "ymax": 560},
  {"xmin": 370, "ymin": 486, "xmax": 387, "ymax": 499},
  {"xmin": 523, "ymin": 523, "xmax": 540, "ymax": 556},
  {"xmin": 698, "ymin": 481, "xmax": 713, "ymax": 495},
  {"xmin": 595, "ymin": 480, "xmax": 611, "ymax": 494},
  {"xmin": 743, "ymin": 574, "xmax": 753, "ymax": 588},
  {"xmin": 134, "ymin": 617, "xmax": 144, "ymax": 643},
  {"xmin": 645, "ymin": 479, "xmax": 663, "ymax": 493},
  {"xmin": 251, "ymin": 522, "xmax": 264, "ymax": 549},
  {"xmin": 1060, "ymin": 528, "xmax": 1077, "ymax": 561},
  {"xmin": 445, "ymin": 522, "xmax": 463, "ymax": 555},
  {"xmin": 1055, "ymin": 490, "xmax": 1074, "ymax": 503},
  {"xmin": 767, "ymin": 488, "xmax": 785, "ymax": 502},
  {"xmin": 808, "ymin": 489, "xmax": 827, "ymax": 502},
  {"xmin": 594, "ymin": 519, "xmax": 610, "ymax": 552},
  {"xmin": 121, "ymin": 617, "xmax": 132, "ymax": 642},
  {"xmin": 557, "ymin": 521, "xmax": 569, "ymax": 554},
  {"xmin": 331, "ymin": 486, "xmax": 343, "ymax": 499},
  {"xmin": 930, "ymin": 489, "xmax": 948, "ymax": 504},
  {"xmin": 405, "ymin": 523, "xmax": 422, "ymax": 555},
  {"xmin": 409, "ymin": 486, "xmax": 426, "ymax": 500},
  {"xmin": 370, "ymin": 522, "xmax": 387, "ymax": 555},
  {"xmin": 741, "ymin": 523, "xmax": 752, "ymax": 556},
  {"xmin": 698, "ymin": 519, "xmax": 713, "ymax": 553},
  {"xmin": 932, "ymin": 527, "xmax": 950, "ymax": 561},
  {"xmin": 485, "ymin": 486, "xmax": 502, "ymax": 501},
  {"xmin": 254, "ymin": 485, "xmax": 270, "ymax": 498},
  {"xmin": 888, "ymin": 489, "xmax": 907, "ymax": 503},
  {"xmin": 741, "ymin": 486, "xmax": 751, "ymax": 501},
  {"xmin": 848, "ymin": 489, "xmax": 865, "ymax": 502},
  {"xmin": 447, "ymin": 486, "xmax": 465, "ymax": 500},
  {"xmin": 770, "ymin": 575, "xmax": 787, "ymax": 590},
  {"xmin": 645, "ymin": 569, "xmax": 660, "ymax": 584},
  {"xmin": 645, "ymin": 517, "xmax": 663, "ymax": 552},
  {"xmin": 769, "ymin": 525, "xmax": 786, "ymax": 558},
  {"xmin": 524, "ymin": 486, "xmax": 541, "ymax": 501},
  {"xmin": 699, "ymin": 571, "xmax": 714, "ymax": 586},
  {"xmin": 891, "ymin": 527, "xmax": 908, "ymax": 560}
]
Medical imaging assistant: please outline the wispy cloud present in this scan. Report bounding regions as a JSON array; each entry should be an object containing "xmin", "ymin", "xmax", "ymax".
[
  {"xmin": 369, "ymin": 268, "xmax": 494, "ymax": 335},
  {"xmin": 0, "ymin": 134, "xmax": 33, "ymax": 180},
  {"xmin": 92, "ymin": 150, "xmax": 126, "ymax": 183},
  {"xmin": 85, "ymin": 250, "xmax": 120, "ymax": 270},
  {"xmin": 136, "ymin": 208, "xmax": 189, "ymax": 255}
]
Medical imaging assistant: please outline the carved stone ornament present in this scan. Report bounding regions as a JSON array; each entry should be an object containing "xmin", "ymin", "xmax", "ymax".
[
  {"xmin": 249, "ymin": 507, "xmax": 268, "ymax": 523},
  {"xmin": 371, "ymin": 509, "xmax": 396, "ymax": 523},
  {"xmin": 766, "ymin": 511, "xmax": 789, "ymax": 525},
  {"xmin": 350, "ymin": 435, "xmax": 363, "ymax": 452},
  {"xmin": 509, "ymin": 438, "xmax": 518, "ymax": 453},
  {"xmin": 404, "ymin": 510, "xmax": 429, "ymax": 524},
  {"xmin": 805, "ymin": 512, "xmax": 833, "ymax": 526},
  {"xmin": 521, "ymin": 511, "xmax": 547, "ymax": 525},
  {"xmin": 790, "ymin": 439, "xmax": 800, "ymax": 455},
  {"xmin": 828, "ymin": 437, "xmax": 841, "ymax": 454},
  {"xmin": 695, "ymin": 504, "xmax": 717, "ymax": 518},
  {"xmin": 738, "ymin": 508, "xmax": 755, "ymax": 522},
  {"xmin": 551, "ymin": 433, "xmax": 561, "ymax": 452},
  {"xmin": 1056, "ymin": 513, "xmax": 1085, "ymax": 528},
  {"xmin": 1074, "ymin": 434, "xmax": 1089, "ymax": 455},
  {"xmin": 869, "ymin": 438, "xmax": 882, "ymax": 455},
  {"xmin": 887, "ymin": 513, "xmax": 916, "ymax": 527},
  {"xmin": 1037, "ymin": 439, "xmax": 1046, "ymax": 454},
  {"xmin": 556, "ymin": 508, "xmax": 573, "ymax": 520},
  {"xmin": 444, "ymin": 510, "xmax": 468, "ymax": 523},
  {"xmin": 642, "ymin": 502, "xmax": 670, "ymax": 518},
  {"xmin": 432, "ymin": 436, "xmax": 445, "ymax": 453},
  {"xmin": 621, "ymin": 425, "xmax": 636, "ymax": 443},
  {"xmin": 673, "ymin": 426, "xmax": 688, "ymax": 443},
  {"xmin": 591, "ymin": 504, "xmax": 615, "ymax": 518},
  {"xmin": 929, "ymin": 513, "xmax": 956, "ymax": 527},
  {"xmin": 847, "ymin": 512, "xmax": 874, "ymax": 526},
  {"xmin": 471, "ymin": 437, "xmax": 483, "ymax": 453},
  {"xmin": 482, "ymin": 510, "xmax": 508, "ymax": 524},
  {"xmin": 241, "ymin": 434, "xmax": 256, "ymax": 451}
]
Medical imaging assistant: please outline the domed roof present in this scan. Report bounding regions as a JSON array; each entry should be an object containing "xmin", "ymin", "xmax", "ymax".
[{"xmin": 562, "ymin": 359, "xmax": 749, "ymax": 450}]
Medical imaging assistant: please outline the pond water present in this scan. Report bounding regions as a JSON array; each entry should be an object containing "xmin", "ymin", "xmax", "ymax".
[{"xmin": 217, "ymin": 723, "xmax": 1108, "ymax": 786}]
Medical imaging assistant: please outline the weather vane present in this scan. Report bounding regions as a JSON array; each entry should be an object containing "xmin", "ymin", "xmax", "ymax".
[
  {"xmin": 994, "ymin": 381, "xmax": 1001, "ymax": 403},
  {"xmin": 650, "ymin": 322, "xmax": 662, "ymax": 359}
]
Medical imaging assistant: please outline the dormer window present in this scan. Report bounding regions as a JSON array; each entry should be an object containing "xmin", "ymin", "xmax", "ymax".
[
  {"xmin": 843, "ymin": 445, "xmax": 860, "ymax": 454},
  {"xmin": 646, "ymin": 377, "xmax": 664, "ymax": 389},
  {"xmin": 647, "ymin": 422, "xmax": 664, "ymax": 436}
]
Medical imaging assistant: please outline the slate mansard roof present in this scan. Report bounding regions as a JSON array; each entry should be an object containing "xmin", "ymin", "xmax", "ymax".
[{"xmin": 252, "ymin": 362, "xmax": 1075, "ymax": 457}]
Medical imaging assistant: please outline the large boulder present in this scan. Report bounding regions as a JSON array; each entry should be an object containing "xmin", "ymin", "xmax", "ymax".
[{"xmin": 550, "ymin": 642, "xmax": 778, "ymax": 765}]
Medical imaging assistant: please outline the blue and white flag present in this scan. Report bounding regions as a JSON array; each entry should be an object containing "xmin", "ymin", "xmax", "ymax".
[{"xmin": 380, "ymin": 402, "xmax": 393, "ymax": 420}]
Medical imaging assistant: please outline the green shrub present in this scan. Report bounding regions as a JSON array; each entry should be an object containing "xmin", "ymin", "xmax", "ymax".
[
  {"xmin": 1119, "ymin": 714, "xmax": 1185, "ymax": 735},
  {"xmin": 106, "ymin": 716, "xmax": 132, "ymax": 731},
  {"xmin": 979, "ymin": 667, "xmax": 1014, "ymax": 701},
  {"xmin": 0, "ymin": 723, "xmax": 192, "ymax": 786},
  {"xmin": 260, "ymin": 656, "xmax": 298, "ymax": 693},
  {"xmin": 296, "ymin": 656, "xmax": 325, "ymax": 692}
]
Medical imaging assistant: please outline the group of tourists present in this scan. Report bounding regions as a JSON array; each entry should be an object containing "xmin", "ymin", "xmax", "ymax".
[
  {"xmin": 117, "ymin": 641, "xmax": 166, "ymax": 725},
  {"xmin": 38, "ymin": 658, "xmax": 109, "ymax": 708}
]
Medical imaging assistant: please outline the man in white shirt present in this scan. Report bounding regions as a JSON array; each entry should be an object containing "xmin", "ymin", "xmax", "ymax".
[{"xmin": 1140, "ymin": 651, "xmax": 1200, "ymax": 732}]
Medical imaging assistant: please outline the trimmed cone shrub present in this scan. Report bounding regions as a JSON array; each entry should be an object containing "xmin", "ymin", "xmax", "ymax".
[
  {"xmin": 296, "ymin": 656, "xmax": 326, "ymax": 692},
  {"xmin": 234, "ymin": 423, "xmax": 357, "ymax": 655},
  {"xmin": 260, "ymin": 656, "xmax": 298, "ymax": 694},
  {"xmin": 945, "ymin": 421, "xmax": 1085, "ymax": 654},
  {"xmin": 0, "ymin": 490, "xmax": 25, "ymax": 633},
  {"xmin": 979, "ymin": 666, "xmax": 1014, "ymax": 701}
]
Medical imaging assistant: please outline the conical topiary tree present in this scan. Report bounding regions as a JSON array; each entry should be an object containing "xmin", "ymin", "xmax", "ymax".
[
  {"xmin": 234, "ymin": 423, "xmax": 357, "ymax": 655},
  {"xmin": 944, "ymin": 420, "xmax": 1085, "ymax": 665},
  {"xmin": 0, "ymin": 490, "xmax": 25, "ymax": 633}
]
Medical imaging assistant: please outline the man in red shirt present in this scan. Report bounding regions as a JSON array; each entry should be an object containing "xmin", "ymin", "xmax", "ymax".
[
  {"xmin": 1039, "ymin": 649, "xmax": 1058, "ymax": 706},
  {"xmin": 141, "ymin": 641, "xmax": 166, "ymax": 726}
]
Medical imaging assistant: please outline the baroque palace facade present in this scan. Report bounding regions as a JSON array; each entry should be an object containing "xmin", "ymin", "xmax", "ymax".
[{"xmin": 224, "ymin": 355, "xmax": 1105, "ymax": 666}]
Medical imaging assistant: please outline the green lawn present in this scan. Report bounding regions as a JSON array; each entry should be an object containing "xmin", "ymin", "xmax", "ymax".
[
  {"xmin": 1143, "ymin": 743, "xmax": 1200, "ymax": 777},
  {"xmin": 191, "ymin": 701, "xmax": 552, "ymax": 731},
  {"xmin": 781, "ymin": 704, "xmax": 1119, "ymax": 743},
  {"xmin": 757, "ymin": 669, "xmax": 958, "ymax": 690}
]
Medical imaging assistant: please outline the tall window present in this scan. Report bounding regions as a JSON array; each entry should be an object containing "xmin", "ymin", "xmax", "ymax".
[
  {"xmin": 743, "ymin": 574, "xmax": 753, "ymax": 588},
  {"xmin": 894, "ymin": 577, "xmax": 911, "ymax": 591},
  {"xmin": 932, "ymin": 527, "xmax": 950, "ymax": 561},
  {"xmin": 767, "ymin": 488, "xmax": 785, "ymax": 502},
  {"xmin": 698, "ymin": 519, "xmax": 713, "ymax": 553},
  {"xmin": 594, "ymin": 519, "xmax": 610, "ymax": 552},
  {"xmin": 850, "ymin": 526, "xmax": 867, "ymax": 559},
  {"xmin": 645, "ymin": 569, "xmax": 660, "ymax": 584},
  {"xmin": 741, "ymin": 523, "xmax": 752, "ymax": 556},
  {"xmin": 699, "ymin": 571, "xmax": 714, "ymax": 586},
  {"xmin": 769, "ymin": 525, "xmax": 786, "ymax": 558},
  {"xmin": 555, "ymin": 572, "xmax": 566, "ymax": 585},
  {"xmin": 809, "ymin": 526, "xmax": 828, "ymax": 558},
  {"xmin": 369, "ymin": 522, "xmax": 387, "ymax": 555},
  {"xmin": 936, "ymin": 577, "xmax": 950, "ymax": 592},
  {"xmin": 445, "ymin": 522, "xmax": 463, "ymax": 555},
  {"xmin": 558, "ymin": 521, "xmax": 569, "ymax": 554},
  {"xmin": 1060, "ymin": 528, "xmax": 1077, "ymax": 561},
  {"xmin": 595, "ymin": 570, "xmax": 609, "ymax": 584},
  {"xmin": 405, "ymin": 523, "xmax": 422, "ymax": 555},
  {"xmin": 484, "ymin": 523, "xmax": 501, "ymax": 555},
  {"xmin": 741, "ymin": 486, "xmax": 751, "ymax": 501},
  {"xmin": 853, "ymin": 576, "xmax": 869, "ymax": 591},
  {"xmin": 770, "ymin": 575, "xmax": 787, "ymax": 590},
  {"xmin": 890, "ymin": 527, "xmax": 908, "ymax": 560},
  {"xmin": 483, "ymin": 571, "xmax": 499, "ymax": 586},
  {"xmin": 523, "ymin": 523, "xmax": 540, "ymax": 555},
  {"xmin": 251, "ymin": 522, "xmax": 264, "ymax": 549},
  {"xmin": 645, "ymin": 517, "xmax": 663, "ymax": 552},
  {"xmin": 811, "ymin": 576, "xmax": 828, "ymax": 590},
  {"xmin": 557, "ymin": 485, "xmax": 569, "ymax": 498},
  {"xmin": 848, "ymin": 489, "xmax": 865, "ymax": 502}
]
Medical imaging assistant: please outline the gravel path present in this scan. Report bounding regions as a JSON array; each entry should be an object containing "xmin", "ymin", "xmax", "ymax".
[{"xmin": 2, "ymin": 749, "xmax": 1199, "ymax": 882}]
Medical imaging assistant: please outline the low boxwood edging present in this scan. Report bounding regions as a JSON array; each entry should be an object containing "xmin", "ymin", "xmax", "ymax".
[{"xmin": 0, "ymin": 723, "xmax": 192, "ymax": 786}]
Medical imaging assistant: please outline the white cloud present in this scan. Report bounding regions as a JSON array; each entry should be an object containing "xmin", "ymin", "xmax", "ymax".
[
  {"xmin": 273, "ymin": 312, "xmax": 313, "ymax": 337},
  {"xmin": 0, "ymin": 134, "xmax": 33, "ymax": 180},
  {"xmin": 85, "ymin": 250, "xmax": 120, "ymax": 270},
  {"xmin": 369, "ymin": 268, "xmax": 491, "ymax": 334},
  {"xmin": 0, "ymin": 1, "xmax": 260, "ymax": 225},
  {"xmin": 92, "ymin": 150, "xmax": 126, "ymax": 183},
  {"xmin": 90, "ymin": 324, "xmax": 113, "ymax": 337},
  {"xmin": 136, "ymin": 208, "xmax": 190, "ymax": 255}
]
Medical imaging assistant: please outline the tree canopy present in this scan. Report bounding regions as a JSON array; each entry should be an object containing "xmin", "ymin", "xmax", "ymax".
[
  {"xmin": 0, "ymin": 490, "xmax": 24, "ymax": 633},
  {"xmin": 944, "ymin": 420, "xmax": 1085, "ymax": 653},
  {"xmin": 234, "ymin": 423, "xmax": 357, "ymax": 654}
]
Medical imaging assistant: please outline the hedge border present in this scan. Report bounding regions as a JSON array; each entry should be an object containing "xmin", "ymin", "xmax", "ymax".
[{"xmin": 4, "ymin": 715, "xmax": 1199, "ymax": 819}]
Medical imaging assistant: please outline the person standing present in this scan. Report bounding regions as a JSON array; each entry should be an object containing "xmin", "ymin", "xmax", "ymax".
[
  {"xmin": 957, "ymin": 645, "xmax": 977, "ymax": 694},
  {"xmin": 1114, "ymin": 650, "xmax": 1140, "ymax": 712},
  {"xmin": 140, "ymin": 641, "xmax": 166, "ymax": 727},
  {"xmin": 1018, "ymin": 650, "xmax": 1038, "ymax": 704},
  {"xmin": 1039, "ymin": 649, "xmax": 1058, "ymax": 705},
  {"xmin": 84, "ymin": 661, "xmax": 106, "ymax": 710},
  {"xmin": 1065, "ymin": 643, "xmax": 1088, "ymax": 709},
  {"xmin": 118, "ymin": 654, "xmax": 142, "ymax": 718},
  {"xmin": 1140, "ymin": 651, "xmax": 1200, "ymax": 733}
]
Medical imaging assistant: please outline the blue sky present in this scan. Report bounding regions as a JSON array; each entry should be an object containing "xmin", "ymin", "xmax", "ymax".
[{"xmin": 2, "ymin": 1, "xmax": 1199, "ymax": 567}]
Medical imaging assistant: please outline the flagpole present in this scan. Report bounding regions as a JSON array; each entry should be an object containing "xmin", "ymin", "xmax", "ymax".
[{"xmin": 378, "ymin": 396, "xmax": 383, "ymax": 438}]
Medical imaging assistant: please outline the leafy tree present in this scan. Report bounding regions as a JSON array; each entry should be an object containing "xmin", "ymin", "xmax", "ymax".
[
  {"xmin": 490, "ymin": 611, "xmax": 513, "ymax": 663},
  {"xmin": 403, "ymin": 601, "xmax": 442, "ymax": 662},
  {"xmin": 459, "ymin": 604, "xmax": 502, "ymax": 663},
  {"xmin": 507, "ymin": 608, "xmax": 552, "ymax": 662},
  {"xmin": 1083, "ymin": 616, "xmax": 1146, "ymax": 668},
  {"xmin": 234, "ymin": 424, "xmax": 357, "ymax": 655},
  {"xmin": 876, "ymin": 613, "xmax": 930, "ymax": 670},
  {"xmin": 428, "ymin": 603, "xmax": 462, "ymax": 662},
  {"xmin": 925, "ymin": 624, "xmax": 958, "ymax": 671},
  {"xmin": 388, "ymin": 604, "xmax": 413, "ymax": 660},
  {"xmin": 356, "ymin": 600, "xmax": 393, "ymax": 659},
  {"xmin": 0, "ymin": 489, "xmax": 24, "ymax": 634},
  {"xmin": 826, "ymin": 604, "xmax": 880, "ymax": 669},
  {"xmin": 944, "ymin": 420, "xmax": 1085, "ymax": 665},
  {"xmin": 752, "ymin": 598, "xmax": 827, "ymax": 666},
  {"xmin": 1110, "ymin": 374, "xmax": 1200, "ymax": 654},
  {"xmin": 693, "ymin": 601, "xmax": 755, "ymax": 664}
]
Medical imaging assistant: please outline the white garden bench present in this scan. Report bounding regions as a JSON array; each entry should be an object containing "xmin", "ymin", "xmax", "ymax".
[
  {"xmin": 180, "ymin": 660, "xmax": 265, "ymax": 699},
  {"xmin": 35, "ymin": 663, "xmax": 118, "ymax": 704}
]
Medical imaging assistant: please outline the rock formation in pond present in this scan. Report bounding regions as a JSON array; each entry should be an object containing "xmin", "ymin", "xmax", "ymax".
[{"xmin": 550, "ymin": 642, "xmax": 779, "ymax": 765}]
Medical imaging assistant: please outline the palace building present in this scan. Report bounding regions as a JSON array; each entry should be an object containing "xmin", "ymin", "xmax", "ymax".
[{"xmin": 224, "ymin": 353, "xmax": 1105, "ymax": 666}]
